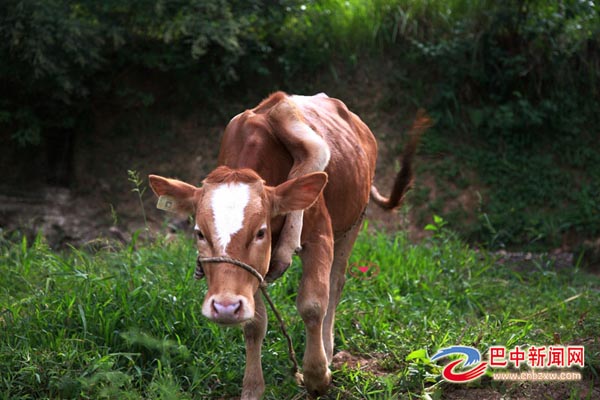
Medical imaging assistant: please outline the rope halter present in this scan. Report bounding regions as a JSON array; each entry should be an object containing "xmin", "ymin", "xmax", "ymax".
[
  {"xmin": 194, "ymin": 255, "xmax": 301, "ymax": 381},
  {"xmin": 196, "ymin": 256, "xmax": 266, "ymax": 287}
]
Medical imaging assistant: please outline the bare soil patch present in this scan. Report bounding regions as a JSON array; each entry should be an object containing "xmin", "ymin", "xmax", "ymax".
[{"xmin": 332, "ymin": 351, "xmax": 390, "ymax": 377}]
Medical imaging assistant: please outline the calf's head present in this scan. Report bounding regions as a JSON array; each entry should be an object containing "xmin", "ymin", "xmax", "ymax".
[{"xmin": 149, "ymin": 167, "xmax": 327, "ymax": 325}]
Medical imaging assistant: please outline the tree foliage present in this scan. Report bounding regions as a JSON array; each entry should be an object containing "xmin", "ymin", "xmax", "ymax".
[
  {"xmin": 2, "ymin": 5, "xmax": 599, "ymax": 191},
  {"xmin": 2, "ymin": 0, "xmax": 598, "ymax": 147},
  {"xmin": 0, "ymin": 0, "xmax": 285, "ymax": 146},
  {"xmin": 408, "ymin": 0, "xmax": 600, "ymax": 146}
]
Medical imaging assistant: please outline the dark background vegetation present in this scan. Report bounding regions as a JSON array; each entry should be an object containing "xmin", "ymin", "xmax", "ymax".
[{"xmin": 1, "ymin": 0, "xmax": 599, "ymax": 253}]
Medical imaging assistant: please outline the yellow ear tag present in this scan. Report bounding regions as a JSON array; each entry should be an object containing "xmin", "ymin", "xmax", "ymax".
[{"xmin": 156, "ymin": 195, "xmax": 177, "ymax": 212}]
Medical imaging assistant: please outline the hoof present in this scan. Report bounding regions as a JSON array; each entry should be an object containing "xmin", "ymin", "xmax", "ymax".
[
  {"xmin": 294, "ymin": 371, "xmax": 304, "ymax": 386},
  {"xmin": 266, "ymin": 260, "xmax": 291, "ymax": 282},
  {"xmin": 304, "ymin": 369, "xmax": 332, "ymax": 398}
]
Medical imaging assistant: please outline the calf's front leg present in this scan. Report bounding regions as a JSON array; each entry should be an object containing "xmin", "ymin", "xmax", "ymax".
[{"xmin": 241, "ymin": 292, "xmax": 267, "ymax": 400}]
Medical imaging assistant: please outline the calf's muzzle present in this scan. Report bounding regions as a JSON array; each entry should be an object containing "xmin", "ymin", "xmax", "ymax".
[{"xmin": 197, "ymin": 256, "xmax": 266, "ymax": 325}]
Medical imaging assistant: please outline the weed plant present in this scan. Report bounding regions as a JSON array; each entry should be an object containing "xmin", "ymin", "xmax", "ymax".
[{"xmin": 1, "ymin": 222, "xmax": 598, "ymax": 399}]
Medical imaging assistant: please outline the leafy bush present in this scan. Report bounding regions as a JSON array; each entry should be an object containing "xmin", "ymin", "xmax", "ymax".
[{"xmin": 393, "ymin": 0, "xmax": 600, "ymax": 247}]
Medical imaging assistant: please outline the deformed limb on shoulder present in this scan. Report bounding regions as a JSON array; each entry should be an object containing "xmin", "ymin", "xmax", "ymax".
[{"xmin": 266, "ymin": 100, "xmax": 331, "ymax": 282}]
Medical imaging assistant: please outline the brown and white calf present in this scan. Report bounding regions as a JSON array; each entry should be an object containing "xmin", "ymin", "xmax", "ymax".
[{"xmin": 149, "ymin": 92, "xmax": 428, "ymax": 399}]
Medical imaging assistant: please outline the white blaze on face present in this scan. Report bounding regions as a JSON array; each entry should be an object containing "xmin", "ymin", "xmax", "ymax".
[{"xmin": 210, "ymin": 183, "xmax": 250, "ymax": 252}]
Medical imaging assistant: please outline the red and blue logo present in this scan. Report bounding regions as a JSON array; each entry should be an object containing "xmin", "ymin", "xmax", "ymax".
[{"xmin": 430, "ymin": 346, "xmax": 488, "ymax": 382}]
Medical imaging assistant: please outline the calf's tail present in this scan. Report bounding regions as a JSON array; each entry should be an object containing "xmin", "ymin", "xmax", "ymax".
[{"xmin": 370, "ymin": 109, "xmax": 431, "ymax": 210}]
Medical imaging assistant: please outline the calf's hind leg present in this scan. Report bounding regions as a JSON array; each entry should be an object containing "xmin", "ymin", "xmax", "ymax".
[
  {"xmin": 297, "ymin": 214, "xmax": 334, "ymax": 397},
  {"xmin": 322, "ymin": 219, "xmax": 362, "ymax": 363}
]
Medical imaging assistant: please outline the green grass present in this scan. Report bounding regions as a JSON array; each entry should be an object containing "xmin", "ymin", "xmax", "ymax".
[
  {"xmin": 1, "ymin": 224, "xmax": 599, "ymax": 399},
  {"xmin": 413, "ymin": 124, "xmax": 600, "ymax": 250}
]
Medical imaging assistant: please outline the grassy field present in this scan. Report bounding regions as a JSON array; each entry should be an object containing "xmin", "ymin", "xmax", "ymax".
[{"xmin": 1, "ymin": 222, "xmax": 598, "ymax": 399}]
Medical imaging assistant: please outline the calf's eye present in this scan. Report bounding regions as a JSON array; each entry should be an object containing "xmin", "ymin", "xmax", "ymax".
[
  {"xmin": 196, "ymin": 230, "xmax": 205, "ymax": 241},
  {"xmin": 256, "ymin": 228, "xmax": 266, "ymax": 240}
]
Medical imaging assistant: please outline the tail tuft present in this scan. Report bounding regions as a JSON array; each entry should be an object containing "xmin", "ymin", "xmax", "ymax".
[{"xmin": 370, "ymin": 109, "xmax": 431, "ymax": 210}]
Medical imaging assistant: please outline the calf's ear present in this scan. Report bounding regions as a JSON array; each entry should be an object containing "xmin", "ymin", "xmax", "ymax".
[
  {"xmin": 270, "ymin": 172, "xmax": 328, "ymax": 216},
  {"xmin": 148, "ymin": 175, "xmax": 198, "ymax": 216}
]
